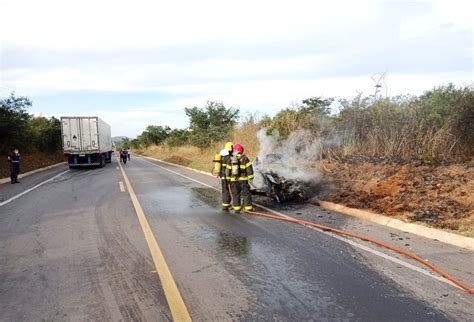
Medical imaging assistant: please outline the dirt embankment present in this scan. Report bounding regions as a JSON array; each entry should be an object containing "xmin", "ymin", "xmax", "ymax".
[
  {"xmin": 320, "ymin": 159, "xmax": 474, "ymax": 237},
  {"xmin": 1, "ymin": 151, "xmax": 65, "ymax": 179}
]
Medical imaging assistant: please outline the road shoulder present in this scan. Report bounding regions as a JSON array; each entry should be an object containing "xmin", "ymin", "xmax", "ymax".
[{"xmin": 0, "ymin": 162, "xmax": 67, "ymax": 184}]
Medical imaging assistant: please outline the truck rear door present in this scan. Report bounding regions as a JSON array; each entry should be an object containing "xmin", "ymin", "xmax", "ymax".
[
  {"xmin": 80, "ymin": 117, "xmax": 99, "ymax": 151},
  {"xmin": 62, "ymin": 117, "xmax": 81, "ymax": 152}
]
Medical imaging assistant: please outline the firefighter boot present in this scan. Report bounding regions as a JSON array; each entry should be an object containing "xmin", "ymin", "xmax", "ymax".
[
  {"xmin": 242, "ymin": 181, "xmax": 253, "ymax": 211},
  {"xmin": 230, "ymin": 181, "xmax": 242, "ymax": 213},
  {"xmin": 221, "ymin": 179, "xmax": 232, "ymax": 210}
]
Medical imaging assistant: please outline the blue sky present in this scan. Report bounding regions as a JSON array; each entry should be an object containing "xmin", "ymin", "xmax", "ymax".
[{"xmin": 1, "ymin": 0, "xmax": 472, "ymax": 137}]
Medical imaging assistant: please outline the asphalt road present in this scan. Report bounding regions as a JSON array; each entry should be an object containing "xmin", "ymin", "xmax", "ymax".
[{"xmin": 0, "ymin": 155, "xmax": 472, "ymax": 321}]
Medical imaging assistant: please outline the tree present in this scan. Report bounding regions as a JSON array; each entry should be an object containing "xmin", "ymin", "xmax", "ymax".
[
  {"xmin": 0, "ymin": 92, "xmax": 32, "ymax": 153},
  {"xmin": 165, "ymin": 129, "xmax": 190, "ymax": 147},
  {"xmin": 264, "ymin": 97, "xmax": 334, "ymax": 139},
  {"xmin": 29, "ymin": 116, "xmax": 62, "ymax": 152},
  {"xmin": 301, "ymin": 97, "xmax": 334, "ymax": 116},
  {"xmin": 139, "ymin": 125, "xmax": 171, "ymax": 147},
  {"xmin": 184, "ymin": 101, "xmax": 239, "ymax": 147}
]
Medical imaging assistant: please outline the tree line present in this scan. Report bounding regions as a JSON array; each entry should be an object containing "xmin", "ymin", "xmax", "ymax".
[
  {"xmin": 3, "ymin": 83, "xmax": 471, "ymax": 163},
  {"xmin": 125, "ymin": 84, "xmax": 473, "ymax": 162},
  {"xmin": 120, "ymin": 101, "xmax": 240, "ymax": 150}
]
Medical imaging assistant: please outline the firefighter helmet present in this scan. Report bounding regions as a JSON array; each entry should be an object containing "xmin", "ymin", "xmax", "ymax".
[
  {"xmin": 234, "ymin": 144, "xmax": 244, "ymax": 154},
  {"xmin": 220, "ymin": 148, "xmax": 229, "ymax": 156},
  {"xmin": 225, "ymin": 142, "xmax": 233, "ymax": 152}
]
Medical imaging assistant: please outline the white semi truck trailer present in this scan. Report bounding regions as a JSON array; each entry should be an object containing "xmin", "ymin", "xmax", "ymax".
[{"xmin": 61, "ymin": 116, "xmax": 113, "ymax": 168}]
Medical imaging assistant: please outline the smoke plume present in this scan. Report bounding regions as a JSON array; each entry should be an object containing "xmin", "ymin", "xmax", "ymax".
[{"xmin": 253, "ymin": 129, "xmax": 341, "ymax": 201}]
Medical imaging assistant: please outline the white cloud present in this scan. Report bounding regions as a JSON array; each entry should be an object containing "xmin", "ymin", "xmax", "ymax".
[
  {"xmin": 1, "ymin": 0, "xmax": 472, "ymax": 137},
  {"xmin": 433, "ymin": 0, "xmax": 473, "ymax": 31},
  {"xmin": 1, "ymin": 0, "xmax": 378, "ymax": 49}
]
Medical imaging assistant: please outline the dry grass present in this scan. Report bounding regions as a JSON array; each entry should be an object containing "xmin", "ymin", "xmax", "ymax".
[
  {"xmin": 229, "ymin": 118, "xmax": 260, "ymax": 159},
  {"xmin": 139, "ymin": 145, "xmax": 214, "ymax": 173},
  {"xmin": 335, "ymin": 116, "xmax": 468, "ymax": 162},
  {"xmin": 138, "ymin": 118, "xmax": 261, "ymax": 172}
]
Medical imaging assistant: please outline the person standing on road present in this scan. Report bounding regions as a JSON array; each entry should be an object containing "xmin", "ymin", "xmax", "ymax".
[
  {"xmin": 127, "ymin": 147, "xmax": 131, "ymax": 161},
  {"xmin": 226, "ymin": 144, "xmax": 254, "ymax": 213},
  {"xmin": 217, "ymin": 142, "xmax": 233, "ymax": 210},
  {"xmin": 122, "ymin": 148, "xmax": 129, "ymax": 164},
  {"xmin": 7, "ymin": 149, "xmax": 21, "ymax": 184}
]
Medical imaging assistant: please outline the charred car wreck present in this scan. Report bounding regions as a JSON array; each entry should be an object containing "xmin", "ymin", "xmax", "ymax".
[{"xmin": 251, "ymin": 153, "xmax": 319, "ymax": 203}]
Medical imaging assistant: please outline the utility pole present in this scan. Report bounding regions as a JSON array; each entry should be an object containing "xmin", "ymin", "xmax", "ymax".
[{"xmin": 371, "ymin": 72, "xmax": 386, "ymax": 100}]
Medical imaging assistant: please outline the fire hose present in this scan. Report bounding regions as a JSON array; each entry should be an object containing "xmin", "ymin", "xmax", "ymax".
[{"xmin": 243, "ymin": 209, "xmax": 474, "ymax": 295}]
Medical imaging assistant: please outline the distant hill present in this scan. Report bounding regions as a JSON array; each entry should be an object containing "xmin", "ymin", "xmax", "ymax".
[{"xmin": 112, "ymin": 136, "xmax": 129, "ymax": 143}]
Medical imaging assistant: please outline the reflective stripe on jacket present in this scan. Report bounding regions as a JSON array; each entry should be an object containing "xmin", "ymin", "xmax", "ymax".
[
  {"xmin": 219, "ymin": 155, "xmax": 231, "ymax": 179},
  {"xmin": 225, "ymin": 154, "xmax": 254, "ymax": 181},
  {"xmin": 8, "ymin": 154, "xmax": 20, "ymax": 163}
]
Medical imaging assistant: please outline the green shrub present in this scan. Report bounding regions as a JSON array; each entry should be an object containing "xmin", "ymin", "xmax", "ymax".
[
  {"xmin": 266, "ymin": 97, "xmax": 334, "ymax": 139},
  {"xmin": 185, "ymin": 101, "xmax": 239, "ymax": 148},
  {"xmin": 165, "ymin": 129, "xmax": 190, "ymax": 147},
  {"xmin": 335, "ymin": 84, "xmax": 473, "ymax": 161}
]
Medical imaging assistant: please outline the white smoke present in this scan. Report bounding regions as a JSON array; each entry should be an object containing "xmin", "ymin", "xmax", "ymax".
[{"xmin": 253, "ymin": 129, "xmax": 325, "ymax": 189}]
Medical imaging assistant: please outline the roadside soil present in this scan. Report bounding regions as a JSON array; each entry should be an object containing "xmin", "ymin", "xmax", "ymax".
[
  {"xmin": 318, "ymin": 159, "xmax": 474, "ymax": 237},
  {"xmin": 0, "ymin": 151, "xmax": 65, "ymax": 179}
]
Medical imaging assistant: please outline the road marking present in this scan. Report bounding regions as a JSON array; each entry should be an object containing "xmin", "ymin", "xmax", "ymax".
[
  {"xmin": 0, "ymin": 170, "xmax": 70, "ymax": 207},
  {"xmin": 253, "ymin": 204, "xmax": 458, "ymax": 288},
  {"xmin": 119, "ymin": 181, "xmax": 125, "ymax": 192},
  {"xmin": 136, "ymin": 157, "xmax": 460, "ymax": 290},
  {"xmin": 137, "ymin": 158, "xmax": 216, "ymax": 189},
  {"xmin": 116, "ymin": 166, "xmax": 119, "ymax": 170},
  {"xmin": 117, "ymin": 159, "xmax": 191, "ymax": 321}
]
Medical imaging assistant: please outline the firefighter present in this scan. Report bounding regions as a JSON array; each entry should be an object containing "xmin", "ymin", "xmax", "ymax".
[
  {"xmin": 7, "ymin": 148, "xmax": 21, "ymax": 184},
  {"xmin": 214, "ymin": 142, "xmax": 233, "ymax": 210},
  {"xmin": 226, "ymin": 144, "xmax": 254, "ymax": 212}
]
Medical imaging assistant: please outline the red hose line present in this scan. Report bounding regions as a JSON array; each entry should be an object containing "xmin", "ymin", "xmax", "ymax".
[{"xmin": 245, "ymin": 210, "xmax": 474, "ymax": 295}]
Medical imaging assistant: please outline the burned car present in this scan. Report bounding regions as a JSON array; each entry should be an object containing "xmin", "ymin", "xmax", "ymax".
[{"xmin": 250, "ymin": 153, "xmax": 319, "ymax": 203}]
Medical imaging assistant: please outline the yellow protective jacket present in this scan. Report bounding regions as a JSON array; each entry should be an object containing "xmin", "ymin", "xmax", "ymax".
[{"xmin": 225, "ymin": 154, "xmax": 254, "ymax": 181}]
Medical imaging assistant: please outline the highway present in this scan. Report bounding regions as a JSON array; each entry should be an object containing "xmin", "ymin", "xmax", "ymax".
[{"xmin": 0, "ymin": 155, "xmax": 472, "ymax": 321}]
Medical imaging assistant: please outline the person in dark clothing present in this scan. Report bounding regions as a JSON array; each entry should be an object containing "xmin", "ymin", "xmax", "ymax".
[
  {"xmin": 120, "ymin": 148, "xmax": 127, "ymax": 164},
  {"xmin": 7, "ymin": 149, "xmax": 21, "ymax": 184}
]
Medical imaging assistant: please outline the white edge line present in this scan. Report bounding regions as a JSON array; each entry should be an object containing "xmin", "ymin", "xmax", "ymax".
[
  {"xmin": 138, "ymin": 157, "xmax": 216, "ymax": 189},
  {"xmin": 0, "ymin": 170, "xmax": 70, "ymax": 206},
  {"xmin": 243, "ymin": 201, "xmax": 459, "ymax": 289},
  {"xmin": 136, "ymin": 156, "xmax": 461, "ymax": 290},
  {"xmin": 142, "ymin": 155, "xmax": 214, "ymax": 177}
]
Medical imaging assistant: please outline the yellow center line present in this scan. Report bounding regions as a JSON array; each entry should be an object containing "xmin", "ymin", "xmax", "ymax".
[{"xmin": 117, "ymin": 157, "xmax": 192, "ymax": 321}]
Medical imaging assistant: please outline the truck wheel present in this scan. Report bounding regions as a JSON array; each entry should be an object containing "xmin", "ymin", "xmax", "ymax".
[
  {"xmin": 105, "ymin": 151, "xmax": 112, "ymax": 163},
  {"xmin": 99, "ymin": 155, "xmax": 105, "ymax": 168}
]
